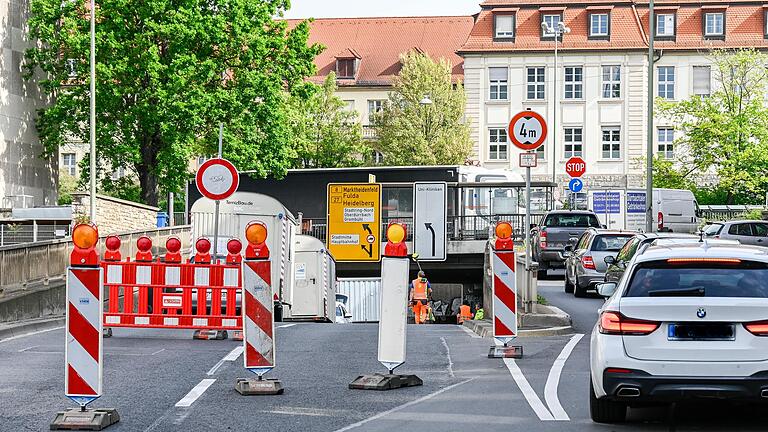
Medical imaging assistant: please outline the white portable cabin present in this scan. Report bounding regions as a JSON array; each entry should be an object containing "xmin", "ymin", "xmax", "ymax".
[
  {"xmin": 286, "ymin": 235, "xmax": 336, "ymax": 322},
  {"xmin": 190, "ymin": 192, "xmax": 298, "ymax": 303}
]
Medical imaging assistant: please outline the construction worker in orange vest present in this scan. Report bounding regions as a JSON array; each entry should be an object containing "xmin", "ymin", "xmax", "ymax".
[
  {"xmin": 409, "ymin": 271, "xmax": 432, "ymax": 324},
  {"xmin": 457, "ymin": 301, "xmax": 473, "ymax": 324}
]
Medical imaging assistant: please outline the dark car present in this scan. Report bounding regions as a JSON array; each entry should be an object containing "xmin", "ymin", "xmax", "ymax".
[
  {"xmin": 564, "ymin": 229, "xmax": 634, "ymax": 297},
  {"xmin": 531, "ymin": 210, "xmax": 602, "ymax": 278},
  {"xmin": 603, "ymin": 232, "xmax": 698, "ymax": 284}
]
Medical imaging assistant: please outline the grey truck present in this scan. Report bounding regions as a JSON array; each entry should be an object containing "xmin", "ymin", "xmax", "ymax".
[{"xmin": 531, "ymin": 210, "xmax": 602, "ymax": 278}]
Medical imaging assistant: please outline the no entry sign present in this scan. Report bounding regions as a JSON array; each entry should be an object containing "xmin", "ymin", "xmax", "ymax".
[
  {"xmin": 508, "ymin": 111, "xmax": 548, "ymax": 151},
  {"xmin": 196, "ymin": 158, "xmax": 239, "ymax": 201},
  {"xmin": 565, "ymin": 157, "xmax": 586, "ymax": 178}
]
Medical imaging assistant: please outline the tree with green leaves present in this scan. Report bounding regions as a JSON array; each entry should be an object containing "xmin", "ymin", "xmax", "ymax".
[
  {"xmin": 26, "ymin": 0, "xmax": 321, "ymax": 206},
  {"xmin": 289, "ymin": 73, "xmax": 367, "ymax": 168},
  {"xmin": 657, "ymin": 49, "xmax": 768, "ymax": 204},
  {"xmin": 372, "ymin": 52, "xmax": 472, "ymax": 165}
]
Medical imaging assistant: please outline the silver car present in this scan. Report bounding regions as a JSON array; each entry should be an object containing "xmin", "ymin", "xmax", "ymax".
[
  {"xmin": 564, "ymin": 229, "xmax": 634, "ymax": 297},
  {"xmin": 703, "ymin": 220, "xmax": 768, "ymax": 246}
]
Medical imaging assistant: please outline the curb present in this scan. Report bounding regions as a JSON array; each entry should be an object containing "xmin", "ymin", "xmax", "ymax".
[
  {"xmin": 0, "ymin": 316, "xmax": 65, "ymax": 342},
  {"xmin": 462, "ymin": 319, "xmax": 573, "ymax": 339}
]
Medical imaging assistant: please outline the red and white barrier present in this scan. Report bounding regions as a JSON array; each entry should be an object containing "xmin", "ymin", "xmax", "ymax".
[
  {"xmin": 242, "ymin": 260, "xmax": 275, "ymax": 373},
  {"xmin": 65, "ymin": 267, "xmax": 103, "ymax": 400},
  {"xmin": 491, "ymin": 250, "xmax": 517, "ymax": 342}
]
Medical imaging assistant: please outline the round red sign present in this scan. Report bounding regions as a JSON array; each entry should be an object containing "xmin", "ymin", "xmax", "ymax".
[
  {"xmin": 565, "ymin": 157, "xmax": 587, "ymax": 178},
  {"xmin": 195, "ymin": 158, "xmax": 239, "ymax": 201},
  {"xmin": 508, "ymin": 111, "xmax": 548, "ymax": 151}
]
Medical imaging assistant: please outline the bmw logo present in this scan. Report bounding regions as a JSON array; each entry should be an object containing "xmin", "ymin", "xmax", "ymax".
[{"xmin": 696, "ymin": 308, "xmax": 707, "ymax": 319}]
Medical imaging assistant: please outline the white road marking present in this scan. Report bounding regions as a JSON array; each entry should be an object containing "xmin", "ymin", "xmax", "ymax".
[
  {"xmin": 0, "ymin": 325, "xmax": 64, "ymax": 344},
  {"xmin": 332, "ymin": 378, "xmax": 474, "ymax": 432},
  {"xmin": 503, "ymin": 358, "xmax": 555, "ymax": 421},
  {"xmin": 459, "ymin": 325, "xmax": 481, "ymax": 338},
  {"xmin": 278, "ymin": 323, "xmax": 298, "ymax": 328},
  {"xmin": 206, "ymin": 345, "xmax": 244, "ymax": 376},
  {"xmin": 174, "ymin": 379, "xmax": 216, "ymax": 407},
  {"xmin": 440, "ymin": 337, "xmax": 455, "ymax": 378},
  {"xmin": 544, "ymin": 334, "xmax": 584, "ymax": 421},
  {"xmin": 150, "ymin": 348, "xmax": 166, "ymax": 356},
  {"xmin": 17, "ymin": 345, "xmax": 38, "ymax": 352}
]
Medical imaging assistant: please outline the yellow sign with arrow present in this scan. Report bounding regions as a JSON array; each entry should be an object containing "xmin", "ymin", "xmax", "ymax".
[{"xmin": 327, "ymin": 183, "xmax": 381, "ymax": 262}]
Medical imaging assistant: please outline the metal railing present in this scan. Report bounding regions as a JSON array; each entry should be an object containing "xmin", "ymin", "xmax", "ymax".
[
  {"xmin": 0, "ymin": 222, "xmax": 72, "ymax": 246},
  {"xmin": 0, "ymin": 225, "xmax": 192, "ymax": 296},
  {"xmin": 699, "ymin": 205, "xmax": 767, "ymax": 222}
]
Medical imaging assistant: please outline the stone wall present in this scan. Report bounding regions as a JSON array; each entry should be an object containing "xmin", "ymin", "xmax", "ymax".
[{"xmin": 71, "ymin": 193, "xmax": 159, "ymax": 234}]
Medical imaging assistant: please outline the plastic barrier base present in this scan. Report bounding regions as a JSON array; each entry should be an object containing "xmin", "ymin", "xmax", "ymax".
[
  {"xmin": 50, "ymin": 408, "xmax": 120, "ymax": 431},
  {"xmin": 488, "ymin": 345, "xmax": 523, "ymax": 359},
  {"xmin": 193, "ymin": 329, "xmax": 228, "ymax": 340},
  {"xmin": 349, "ymin": 373, "xmax": 423, "ymax": 391},
  {"xmin": 235, "ymin": 377, "xmax": 284, "ymax": 395}
]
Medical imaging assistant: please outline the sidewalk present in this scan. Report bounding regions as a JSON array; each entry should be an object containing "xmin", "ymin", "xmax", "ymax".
[{"xmin": 463, "ymin": 304, "xmax": 572, "ymax": 338}]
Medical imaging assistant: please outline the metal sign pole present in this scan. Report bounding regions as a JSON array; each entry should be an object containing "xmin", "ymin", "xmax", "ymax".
[
  {"xmin": 213, "ymin": 124, "xmax": 223, "ymax": 262},
  {"xmin": 525, "ymin": 160, "xmax": 531, "ymax": 273}
]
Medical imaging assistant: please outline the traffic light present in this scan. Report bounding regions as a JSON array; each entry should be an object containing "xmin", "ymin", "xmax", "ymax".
[
  {"xmin": 70, "ymin": 223, "xmax": 99, "ymax": 266},
  {"xmin": 384, "ymin": 222, "xmax": 408, "ymax": 257},
  {"xmin": 245, "ymin": 221, "xmax": 269, "ymax": 259},
  {"xmin": 494, "ymin": 221, "xmax": 514, "ymax": 251}
]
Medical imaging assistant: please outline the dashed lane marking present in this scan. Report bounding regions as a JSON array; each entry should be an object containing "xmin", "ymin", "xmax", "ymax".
[
  {"xmin": 459, "ymin": 325, "xmax": 481, "ymax": 338},
  {"xmin": 174, "ymin": 379, "xmax": 216, "ymax": 408},
  {"xmin": 206, "ymin": 345, "xmax": 244, "ymax": 376}
]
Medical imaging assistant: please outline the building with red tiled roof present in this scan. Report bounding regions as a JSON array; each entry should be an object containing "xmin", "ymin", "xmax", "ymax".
[
  {"xmin": 289, "ymin": 16, "xmax": 474, "ymax": 136},
  {"xmin": 460, "ymin": 0, "xmax": 766, "ymax": 191}
]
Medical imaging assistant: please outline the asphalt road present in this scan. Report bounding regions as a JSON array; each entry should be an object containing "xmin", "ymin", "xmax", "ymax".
[{"xmin": 2, "ymin": 280, "xmax": 768, "ymax": 431}]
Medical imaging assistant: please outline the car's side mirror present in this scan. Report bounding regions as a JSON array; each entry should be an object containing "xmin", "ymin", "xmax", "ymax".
[
  {"xmin": 604, "ymin": 256, "xmax": 616, "ymax": 265},
  {"xmin": 601, "ymin": 224, "xmax": 607, "ymax": 229},
  {"xmin": 596, "ymin": 282, "xmax": 618, "ymax": 298}
]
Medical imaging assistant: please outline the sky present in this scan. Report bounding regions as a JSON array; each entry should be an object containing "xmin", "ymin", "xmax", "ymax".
[{"xmin": 283, "ymin": 0, "xmax": 480, "ymax": 19}]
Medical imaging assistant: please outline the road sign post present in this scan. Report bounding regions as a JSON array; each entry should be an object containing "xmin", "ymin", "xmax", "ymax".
[
  {"xmin": 413, "ymin": 182, "xmax": 447, "ymax": 261},
  {"xmin": 327, "ymin": 183, "xmax": 381, "ymax": 262},
  {"xmin": 196, "ymin": 157, "xmax": 239, "ymax": 263}
]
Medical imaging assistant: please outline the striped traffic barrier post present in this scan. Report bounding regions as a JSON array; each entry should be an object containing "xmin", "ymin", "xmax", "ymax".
[
  {"xmin": 236, "ymin": 221, "xmax": 283, "ymax": 395},
  {"xmin": 350, "ymin": 223, "xmax": 423, "ymax": 391},
  {"xmin": 51, "ymin": 224, "xmax": 120, "ymax": 430},
  {"xmin": 489, "ymin": 221, "xmax": 523, "ymax": 359}
]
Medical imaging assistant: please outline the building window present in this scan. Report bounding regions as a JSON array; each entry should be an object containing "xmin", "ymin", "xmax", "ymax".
[
  {"xmin": 704, "ymin": 12, "xmax": 724, "ymax": 37},
  {"xmin": 336, "ymin": 59, "xmax": 356, "ymax": 79},
  {"xmin": 601, "ymin": 65, "xmax": 621, "ymax": 98},
  {"xmin": 489, "ymin": 67, "xmax": 508, "ymax": 100},
  {"xmin": 693, "ymin": 65, "xmax": 711, "ymax": 97},
  {"xmin": 657, "ymin": 127, "xmax": 674, "ymax": 159},
  {"xmin": 541, "ymin": 14, "xmax": 561, "ymax": 38},
  {"xmin": 564, "ymin": 66, "xmax": 583, "ymax": 99},
  {"xmin": 372, "ymin": 150, "xmax": 384, "ymax": 164},
  {"xmin": 489, "ymin": 128, "xmax": 509, "ymax": 160},
  {"xmin": 535, "ymin": 143, "xmax": 545, "ymax": 160},
  {"xmin": 527, "ymin": 67, "xmax": 545, "ymax": 100},
  {"xmin": 61, "ymin": 153, "xmax": 76, "ymax": 176},
  {"xmin": 601, "ymin": 127, "xmax": 621, "ymax": 159},
  {"xmin": 590, "ymin": 13, "xmax": 609, "ymax": 37},
  {"xmin": 658, "ymin": 66, "xmax": 675, "ymax": 99},
  {"xmin": 367, "ymin": 100, "xmax": 384, "ymax": 125},
  {"xmin": 564, "ymin": 127, "xmax": 583, "ymax": 158},
  {"xmin": 656, "ymin": 13, "xmax": 675, "ymax": 37},
  {"xmin": 495, "ymin": 14, "xmax": 515, "ymax": 39}
]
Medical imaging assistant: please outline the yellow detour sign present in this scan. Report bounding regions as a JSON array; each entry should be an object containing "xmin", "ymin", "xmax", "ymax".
[{"xmin": 327, "ymin": 183, "xmax": 381, "ymax": 262}]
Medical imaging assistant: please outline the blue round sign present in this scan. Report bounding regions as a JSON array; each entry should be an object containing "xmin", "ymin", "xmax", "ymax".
[{"xmin": 568, "ymin": 178, "xmax": 583, "ymax": 193}]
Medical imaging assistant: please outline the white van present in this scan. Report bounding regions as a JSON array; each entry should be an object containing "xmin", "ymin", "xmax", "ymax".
[
  {"xmin": 286, "ymin": 235, "xmax": 336, "ymax": 322},
  {"xmin": 190, "ymin": 192, "xmax": 298, "ymax": 305},
  {"xmin": 654, "ymin": 188, "xmax": 700, "ymax": 233}
]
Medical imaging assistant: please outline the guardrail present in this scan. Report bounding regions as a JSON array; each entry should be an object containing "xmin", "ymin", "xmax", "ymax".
[{"xmin": 0, "ymin": 225, "xmax": 192, "ymax": 296}]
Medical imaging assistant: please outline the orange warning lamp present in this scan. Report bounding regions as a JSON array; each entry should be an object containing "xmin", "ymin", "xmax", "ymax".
[
  {"xmin": 226, "ymin": 238, "xmax": 243, "ymax": 264},
  {"xmin": 245, "ymin": 221, "xmax": 269, "ymax": 259},
  {"xmin": 194, "ymin": 237, "xmax": 212, "ymax": 264},
  {"xmin": 135, "ymin": 236, "xmax": 153, "ymax": 262},
  {"xmin": 70, "ymin": 223, "xmax": 99, "ymax": 266},
  {"xmin": 165, "ymin": 237, "xmax": 182, "ymax": 263},
  {"xmin": 494, "ymin": 221, "xmax": 514, "ymax": 251},
  {"xmin": 103, "ymin": 235, "xmax": 122, "ymax": 262},
  {"xmin": 384, "ymin": 222, "xmax": 408, "ymax": 257}
]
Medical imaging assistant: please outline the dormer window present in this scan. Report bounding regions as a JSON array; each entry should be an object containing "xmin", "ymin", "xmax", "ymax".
[
  {"xmin": 655, "ymin": 13, "xmax": 676, "ymax": 38},
  {"xmin": 494, "ymin": 14, "xmax": 515, "ymax": 39},
  {"xmin": 704, "ymin": 11, "xmax": 725, "ymax": 39},
  {"xmin": 542, "ymin": 14, "xmax": 562, "ymax": 38},
  {"xmin": 336, "ymin": 59, "xmax": 356, "ymax": 79},
  {"xmin": 590, "ymin": 13, "xmax": 609, "ymax": 37}
]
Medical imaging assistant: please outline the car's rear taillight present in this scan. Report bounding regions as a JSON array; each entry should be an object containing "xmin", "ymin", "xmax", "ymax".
[
  {"xmin": 599, "ymin": 311, "xmax": 659, "ymax": 336},
  {"xmin": 582, "ymin": 255, "xmax": 596, "ymax": 270},
  {"xmin": 744, "ymin": 320, "xmax": 768, "ymax": 336},
  {"xmin": 539, "ymin": 230, "xmax": 547, "ymax": 249},
  {"xmin": 657, "ymin": 212, "xmax": 664, "ymax": 231}
]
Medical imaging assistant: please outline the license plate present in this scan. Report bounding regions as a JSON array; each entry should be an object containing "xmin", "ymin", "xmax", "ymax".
[{"xmin": 668, "ymin": 323, "xmax": 735, "ymax": 341}]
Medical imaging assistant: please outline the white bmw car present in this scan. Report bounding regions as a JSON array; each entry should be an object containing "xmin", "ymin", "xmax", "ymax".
[{"xmin": 590, "ymin": 242, "xmax": 768, "ymax": 423}]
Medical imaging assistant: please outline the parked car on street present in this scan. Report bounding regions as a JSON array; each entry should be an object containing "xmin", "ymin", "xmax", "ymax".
[
  {"xmin": 335, "ymin": 301, "xmax": 352, "ymax": 324},
  {"xmin": 603, "ymin": 233, "xmax": 698, "ymax": 284},
  {"xmin": 532, "ymin": 210, "xmax": 602, "ymax": 278},
  {"xmin": 564, "ymin": 229, "xmax": 634, "ymax": 297},
  {"xmin": 703, "ymin": 220, "xmax": 768, "ymax": 246},
  {"xmin": 589, "ymin": 242, "xmax": 768, "ymax": 423}
]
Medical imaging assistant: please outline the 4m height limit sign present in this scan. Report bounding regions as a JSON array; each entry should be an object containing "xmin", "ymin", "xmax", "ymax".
[{"xmin": 327, "ymin": 183, "xmax": 382, "ymax": 262}]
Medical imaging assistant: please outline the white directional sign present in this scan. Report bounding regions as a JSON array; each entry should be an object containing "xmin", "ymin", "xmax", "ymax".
[{"xmin": 413, "ymin": 182, "xmax": 447, "ymax": 261}]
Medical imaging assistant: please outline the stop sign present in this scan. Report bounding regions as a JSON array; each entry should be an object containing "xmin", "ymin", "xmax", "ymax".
[{"xmin": 565, "ymin": 157, "xmax": 586, "ymax": 178}]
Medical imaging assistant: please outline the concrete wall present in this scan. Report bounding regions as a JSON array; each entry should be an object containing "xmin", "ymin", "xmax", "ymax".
[
  {"xmin": 0, "ymin": 0, "xmax": 57, "ymax": 208},
  {"xmin": 71, "ymin": 193, "xmax": 160, "ymax": 234}
]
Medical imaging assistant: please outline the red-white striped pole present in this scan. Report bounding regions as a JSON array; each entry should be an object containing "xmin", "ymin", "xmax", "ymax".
[
  {"xmin": 65, "ymin": 266, "xmax": 103, "ymax": 404},
  {"xmin": 488, "ymin": 222, "xmax": 522, "ymax": 359}
]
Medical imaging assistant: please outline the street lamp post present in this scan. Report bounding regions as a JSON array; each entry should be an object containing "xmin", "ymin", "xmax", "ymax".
[
  {"xmin": 646, "ymin": 0, "xmax": 655, "ymax": 233},
  {"xmin": 541, "ymin": 21, "xmax": 570, "ymax": 185},
  {"xmin": 419, "ymin": 95, "xmax": 433, "ymax": 141},
  {"xmin": 89, "ymin": 0, "xmax": 96, "ymax": 223}
]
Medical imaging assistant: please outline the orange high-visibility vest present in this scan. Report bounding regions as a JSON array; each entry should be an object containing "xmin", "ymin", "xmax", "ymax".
[
  {"xmin": 412, "ymin": 279, "xmax": 428, "ymax": 300},
  {"xmin": 459, "ymin": 305, "xmax": 472, "ymax": 320}
]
